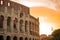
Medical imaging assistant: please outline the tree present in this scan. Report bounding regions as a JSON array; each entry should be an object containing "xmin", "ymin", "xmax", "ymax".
[{"xmin": 52, "ymin": 29, "xmax": 60, "ymax": 40}]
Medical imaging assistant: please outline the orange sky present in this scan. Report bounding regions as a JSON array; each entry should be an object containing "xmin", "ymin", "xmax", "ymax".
[
  {"xmin": 30, "ymin": 7, "xmax": 60, "ymax": 31},
  {"xmin": 11, "ymin": 0, "xmax": 60, "ymax": 35}
]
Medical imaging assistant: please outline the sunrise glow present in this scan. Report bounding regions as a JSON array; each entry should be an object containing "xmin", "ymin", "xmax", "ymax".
[
  {"xmin": 40, "ymin": 23, "xmax": 53, "ymax": 35},
  {"xmin": 39, "ymin": 16, "xmax": 54, "ymax": 35}
]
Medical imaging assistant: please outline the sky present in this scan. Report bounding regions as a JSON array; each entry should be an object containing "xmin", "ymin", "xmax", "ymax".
[
  {"xmin": 30, "ymin": 7, "xmax": 60, "ymax": 35},
  {"xmin": 11, "ymin": 0, "xmax": 60, "ymax": 35},
  {"xmin": 11, "ymin": 0, "xmax": 57, "ymax": 9}
]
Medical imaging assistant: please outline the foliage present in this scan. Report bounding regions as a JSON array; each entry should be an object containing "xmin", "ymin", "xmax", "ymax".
[{"xmin": 52, "ymin": 29, "xmax": 60, "ymax": 40}]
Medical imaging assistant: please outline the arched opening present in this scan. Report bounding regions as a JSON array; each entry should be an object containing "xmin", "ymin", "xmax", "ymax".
[
  {"xmin": 13, "ymin": 18, "xmax": 18, "ymax": 32},
  {"xmin": 6, "ymin": 36, "xmax": 11, "ymax": 40},
  {"xmin": 0, "ymin": 0, "xmax": 3, "ymax": 5},
  {"xmin": 35, "ymin": 39, "xmax": 36, "ymax": 40},
  {"xmin": 0, "ymin": 15, "xmax": 4, "ymax": 28},
  {"xmin": 13, "ymin": 36, "xmax": 17, "ymax": 40},
  {"xmin": 7, "ymin": 17, "xmax": 11, "ymax": 26},
  {"xmin": 29, "ymin": 21, "xmax": 31, "ymax": 34},
  {"xmin": 7, "ymin": 17, "xmax": 11, "ymax": 32},
  {"xmin": 25, "ymin": 21, "xmax": 28, "ymax": 32},
  {"xmin": 0, "ymin": 35, "xmax": 4, "ymax": 40},
  {"xmin": 20, "ymin": 20, "xmax": 23, "ymax": 32},
  {"xmin": 20, "ymin": 12, "xmax": 23, "ymax": 18},
  {"xmin": 25, "ymin": 37, "xmax": 28, "ymax": 40},
  {"xmin": 33, "ymin": 39, "xmax": 34, "ymax": 40},
  {"xmin": 29, "ymin": 38, "xmax": 31, "ymax": 40},
  {"xmin": 20, "ymin": 37, "xmax": 23, "ymax": 40},
  {"xmin": 29, "ymin": 21, "xmax": 31, "ymax": 30}
]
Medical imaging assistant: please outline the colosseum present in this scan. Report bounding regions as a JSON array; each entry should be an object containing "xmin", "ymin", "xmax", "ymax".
[{"xmin": 0, "ymin": 0, "xmax": 40, "ymax": 40}]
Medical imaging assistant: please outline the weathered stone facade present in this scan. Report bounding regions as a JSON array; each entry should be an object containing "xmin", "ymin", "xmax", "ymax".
[
  {"xmin": 0, "ymin": 0, "xmax": 40, "ymax": 40},
  {"xmin": 29, "ymin": 15, "xmax": 40, "ymax": 40}
]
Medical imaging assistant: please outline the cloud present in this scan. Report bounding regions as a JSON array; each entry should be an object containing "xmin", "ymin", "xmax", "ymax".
[{"xmin": 11, "ymin": 0, "xmax": 57, "ymax": 10}]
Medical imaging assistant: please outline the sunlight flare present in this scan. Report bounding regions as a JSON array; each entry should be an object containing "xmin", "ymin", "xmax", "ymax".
[{"xmin": 39, "ymin": 16, "xmax": 54, "ymax": 35}]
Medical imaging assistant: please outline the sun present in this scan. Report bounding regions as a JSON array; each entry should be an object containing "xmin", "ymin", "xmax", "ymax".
[
  {"xmin": 40, "ymin": 22, "xmax": 53, "ymax": 36},
  {"xmin": 39, "ymin": 16, "xmax": 53, "ymax": 36}
]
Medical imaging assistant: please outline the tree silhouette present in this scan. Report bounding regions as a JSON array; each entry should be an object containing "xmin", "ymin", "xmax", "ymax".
[{"xmin": 52, "ymin": 29, "xmax": 60, "ymax": 40}]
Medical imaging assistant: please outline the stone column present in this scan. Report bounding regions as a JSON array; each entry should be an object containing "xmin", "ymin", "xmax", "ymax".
[
  {"xmin": 11, "ymin": 8, "xmax": 14, "ymax": 34},
  {"xmin": 4, "ymin": 7, "xmax": 7, "ymax": 34}
]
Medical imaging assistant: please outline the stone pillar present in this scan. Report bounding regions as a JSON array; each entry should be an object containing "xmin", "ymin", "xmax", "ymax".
[
  {"xmin": 18, "ymin": 9, "xmax": 20, "ymax": 34},
  {"xmin": 22, "ymin": 12, "xmax": 25, "ymax": 33},
  {"xmin": 3, "ymin": 17, "xmax": 7, "ymax": 35},
  {"xmin": 11, "ymin": 36, "xmax": 13, "ymax": 40},
  {"xmin": 4, "ymin": 35, "xmax": 6, "ymax": 40},
  {"xmin": 4, "ymin": 7, "xmax": 7, "ymax": 34},
  {"xmin": 11, "ymin": 8, "xmax": 14, "ymax": 34}
]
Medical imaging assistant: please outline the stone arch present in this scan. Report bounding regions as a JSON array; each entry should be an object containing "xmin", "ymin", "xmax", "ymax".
[
  {"xmin": 13, "ymin": 36, "xmax": 17, "ymax": 40},
  {"xmin": 14, "ymin": 18, "xmax": 18, "ymax": 23},
  {"xmin": 0, "ymin": 35, "xmax": 4, "ymax": 40},
  {"xmin": 7, "ymin": 17, "xmax": 11, "ymax": 32},
  {"xmin": 13, "ymin": 18, "xmax": 18, "ymax": 30},
  {"xmin": 20, "ymin": 37, "xmax": 23, "ymax": 40},
  {"xmin": 7, "ymin": 17, "xmax": 11, "ymax": 26},
  {"xmin": 0, "ymin": 15, "xmax": 4, "ymax": 28},
  {"xmin": 25, "ymin": 20, "xmax": 28, "ymax": 32},
  {"xmin": 20, "ymin": 12, "xmax": 23, "ymax": 17},
  {"xmin": 20, "ymin": 20, "xmax": 23, "ymax": 32},
  {"xmin": 0, "ymin": 0, "xmax": 3, "ymax": 5},
  {"xmin": 29, "ymin": 38, "xmax": 31, "ymax": 40},
  {"xmin": 25, "ymin": 37, "xmax": 28, "ymax": 40},
  {"xmin": 20, "ymin": 20, "xmax": 23, "ymax": 24},
  {"xmin": 33, "ymin": 38, "xmax": 34, "ymax": 40},
  {"xmin": 6, "ymin": 36, "xmax": 11, "ymax": 40},
  {"xmin": 35, "ymin": 39, "xmax": 36, "ymax": 40}
]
